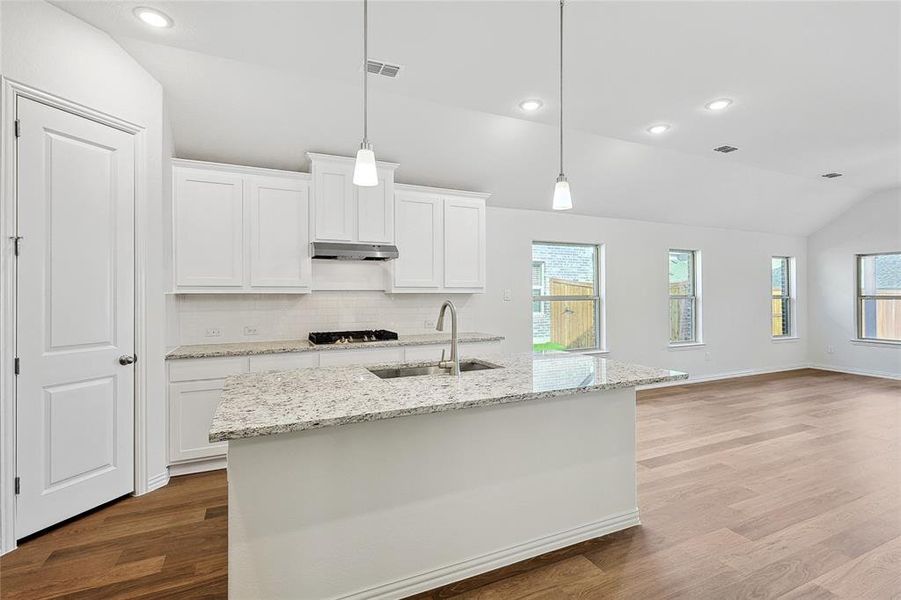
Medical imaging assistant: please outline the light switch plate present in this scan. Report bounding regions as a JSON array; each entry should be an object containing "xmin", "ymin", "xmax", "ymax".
[{"xmin": 503, "ymin": 289, "xmax": 512, "ymax": 302}]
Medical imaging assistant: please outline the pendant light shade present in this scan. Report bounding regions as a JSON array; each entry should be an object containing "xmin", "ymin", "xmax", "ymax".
[
  {"xmin": 553, "ymin": 175, "xmax": 573, "ymax": 211},
  {"xmin": 353, "ymin": 143, "xmax": 378, "ymax": 186},
  {"xmin": 552, "ymin": 0, "xmax": 573, "ymax": 210},
  {"xmin": 353, "ymin": 0, "xmax": 379, "ymax": 187}
]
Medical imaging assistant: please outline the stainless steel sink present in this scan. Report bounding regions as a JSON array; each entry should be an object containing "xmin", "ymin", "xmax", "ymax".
[{"xmin": 368, "ymin": 360, "xmax": 502, "ymax": 380}]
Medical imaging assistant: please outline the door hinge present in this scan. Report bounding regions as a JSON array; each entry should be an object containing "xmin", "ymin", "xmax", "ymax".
[
  {"xmin": 11, "ymin": 236, "xmax": 22, "ymax": 257},
  {"xmin": 14, "ymin": 119, "xmax": 20, "ymax": 138},
  {"xmin": 14, "ymin": 357, "xmax": 19, "ymax": 375},
  {"xmin": 14, "ymin": 477, "xmax": 20, "ymax": 495}
]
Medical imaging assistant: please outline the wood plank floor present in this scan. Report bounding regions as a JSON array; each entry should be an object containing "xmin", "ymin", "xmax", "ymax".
[{"xmin": 2, "ymin": 369, "xmax": 898, "ymax": 599}]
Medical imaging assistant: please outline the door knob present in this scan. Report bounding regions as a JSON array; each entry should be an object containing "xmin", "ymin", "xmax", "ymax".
[{"xmin": 118, "ymin": 354, "xmax": 136, "ymax": 366}]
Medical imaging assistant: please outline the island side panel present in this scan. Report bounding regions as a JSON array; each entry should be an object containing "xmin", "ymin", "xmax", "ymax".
[{"xmin": 227, "ymin": 387, "xmax": 639, "ymax": 600}]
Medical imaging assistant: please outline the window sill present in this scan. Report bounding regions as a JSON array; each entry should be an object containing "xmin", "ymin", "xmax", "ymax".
[
  {"xmin": 533, "ymin": 348, "xmax": 609, "ymax": 356},
  {"xmin": 771, "ymin": 336, "xmax": 800, "ymax": 343},
  {"xmin": 850, "ymin": 339, "xmax": 901, "ymax": 348},
  {"xmin": 667, "ymin": 342, "xmax": 705, "ymax": 351}
]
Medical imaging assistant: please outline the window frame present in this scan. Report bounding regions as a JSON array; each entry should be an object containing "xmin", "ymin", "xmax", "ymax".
[
  {"xmin": 531, "ymin": 241, "xmax": 606, "ymax": 353},
  {"xmin": 856, "ymin": 251, "xmax": 901, "ymax": 344},
  {"xmin": 771, "ymin": 256, "xmax": 797, "ymax": 339},
  {"xmin": 668, "ymin": 249, "xmax": 702, "ymax": 346}
]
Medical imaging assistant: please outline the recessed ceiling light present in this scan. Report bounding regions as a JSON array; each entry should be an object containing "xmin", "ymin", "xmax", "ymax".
[
  {"xmin": 713, "ymin": 145, "xmax": 739, "ymax": 153},
  {"xmin": 646, "ymin": 124, "xmax": 671, "ymax": 135},
  {"xmin": 705, "ymin": 98, "xmax": 733, "ymax": 111},
  {"xmin": 134, "ymin": 7, "xmax": 173, "ymax": 28},
  {"xmin": 519, "ymin": 99, "xmax": 543, "ymax": 112},
  {"xmin": 821, "ymin": 172, "xmax": 843, "ymax": 178}
]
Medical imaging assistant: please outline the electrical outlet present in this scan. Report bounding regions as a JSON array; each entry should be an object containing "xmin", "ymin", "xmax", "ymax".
[
  {"xmin": 244, "ymin": 326, "xmax": 259, "ymax": 336},
  {"xmin": 704, "ymin": 352, "xmax": 711, "ymax": 361},
  {"xmin": 205, "ymin": 328, "xmax": 222, "ymax": 338},
  {"xmin": 503, "ymin": 289, "xmax": 512, "ymax": 302},
  {"xmin": 424, "ymin": 319, "xmax": 436, "ymax": 329},
  {"xmin": 826, "ymin": 345, "xmax": 835, "ymax": 354}
]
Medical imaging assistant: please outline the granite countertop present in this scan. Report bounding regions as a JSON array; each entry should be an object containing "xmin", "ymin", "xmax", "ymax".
[
  {"xmin": 166, "ymin": 332, "xmax": 505, "ymax": 360},
  {"xmin": 210, "ymin": 353, "xmax": 688, "ymax": 442}
]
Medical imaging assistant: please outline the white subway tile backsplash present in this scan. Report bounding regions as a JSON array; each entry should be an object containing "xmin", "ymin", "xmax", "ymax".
[{"xmin": 174, "ymin": 293, "xmax": 475, "ymax": 345}]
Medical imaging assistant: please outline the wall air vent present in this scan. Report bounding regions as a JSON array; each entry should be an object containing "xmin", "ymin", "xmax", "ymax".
[
  {"xmin": 821, "ymin": 172, "xmax": 843, "ymax": 178},
  {"xmin": 713, "ymin": 145, "xmax": 738, "ymax": 153},
  {"xmin": 366, "ymin": 59, "xmax": 402, "ymax": 78}
]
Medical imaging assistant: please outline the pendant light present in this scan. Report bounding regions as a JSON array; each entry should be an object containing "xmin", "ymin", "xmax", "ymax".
[
  {"xmin": 552, "ymin": 0, "xmax": 573, "ymax": 210},
  {"xmin": 353, "ymin": 0, "xmax": 378, "ymax": 187}
]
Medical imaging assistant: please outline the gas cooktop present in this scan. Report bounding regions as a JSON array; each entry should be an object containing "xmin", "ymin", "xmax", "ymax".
[{"xmin": 308, "ymin": 329, "xmax": 399, "ymax": 345}]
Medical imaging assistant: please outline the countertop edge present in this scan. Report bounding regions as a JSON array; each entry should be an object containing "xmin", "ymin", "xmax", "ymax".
[
  {"xmin": 167, "ymin": 333, "xmax": 506, "ymax": 360},
  {"xmin": 209, "ymin": 371, "xmax": 688, "ymax": 442}
]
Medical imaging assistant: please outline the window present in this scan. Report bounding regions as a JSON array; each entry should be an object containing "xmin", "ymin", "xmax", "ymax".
[
  {"xmin": 771, "ymin": 256, "xmax": 795, "ymax": 337},
  {"xmin": 531, "ymin": 242, "xmax": 602, "ymax": 351},
  {"xmin": 857, "ymin": 252, "xmax": 901, "ymax": 342},
  {"xmin": 669, "ymin": 250, "xmax": 700, "ymax": 344}
]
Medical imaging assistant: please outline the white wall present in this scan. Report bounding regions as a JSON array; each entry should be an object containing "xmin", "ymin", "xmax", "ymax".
[
  {"xmin": 808, "ymin": 187, "xmax": 901, "ymax": 378},
  {"xmin": 175, "ymin": 206, "xmax": 809, "ymax": 381},
  {"xmin": 1, "ymin": 0, "xmax": 169, "ymax": 489}
]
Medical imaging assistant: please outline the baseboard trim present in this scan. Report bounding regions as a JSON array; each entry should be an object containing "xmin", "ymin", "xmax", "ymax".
[
  {"xmin": 339, "ymin": 509, "xmax": 641, "ymax": 600},
  {"xmin": 145, "ymin": 470, "xmax": 170, "ymax": 493},
  {"xmin": 168, "ymin": 456, "xmax": 227, "ymax": 477},
  {"xmin": 809, "ymin": 364, "xmax": 901, "ymax": 381},
  {"xmin": 638, "ymin": 364, "xmax": 811, "ymax": 390}
]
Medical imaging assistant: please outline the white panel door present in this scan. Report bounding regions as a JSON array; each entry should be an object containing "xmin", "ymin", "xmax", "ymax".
[
  {"xmin": 169, "ymin": 380, "xmax": 229, "ymax": 463},
  {"xmin": 394, "ymin": 193, "xmax": 442, "ymax": 288},
  {"xmin": 15, "ymin": 98, "xmax": 135, "ymax": 538},
  {"xmin": 312, "ymin": 161, "xmax": 354, "ymax": 242},
  {"xmin": 174, "ymin": 167, "xmax": 244, "ymax": 287},
  {"xmin": 247, "ymin": 176, "xmax": 311, "ymax": 289},
  {"xmin": 444, "ymin": 197, "xmax": 486, "ymax": 289},
  {"xmin": 356, "ymin": 173, "xmax": 394, "ymax": 244}
]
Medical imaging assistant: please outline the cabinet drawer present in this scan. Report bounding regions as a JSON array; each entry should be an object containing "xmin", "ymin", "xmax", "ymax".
[
  {"xmin": 249, "ymin": 352, "xmax": 320, "ymax": 372},
  {"xmin": 169, "ymin": 356, "xmax": 249, "ymax": 382},
  {"xmin": 459, "ymin": 341, "xmax": 502, "ymax": 358},
  {"xmin": 403, "ymin": 344, "xmax": 446, "ymax": 362},
  {"xmin": 318, "ymin": 347, "xmax": 405, "ymax": 367},
  {"xmin": 169, "ymin": 379, "xmax": 229, "ymax": 463}
]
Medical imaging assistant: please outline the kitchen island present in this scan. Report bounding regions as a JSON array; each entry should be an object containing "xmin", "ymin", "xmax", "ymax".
[{"xmin": 211, "ymin": 352, "xmax": 686, "ymax": 599}]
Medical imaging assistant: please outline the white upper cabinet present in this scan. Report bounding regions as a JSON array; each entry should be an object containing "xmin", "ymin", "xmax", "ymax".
[
  {"xmin": 247, "ymin": 176, "xmax": 311, "ymax": 289},
  {"xmin": 308, "ymin": 153, "xmax": 398, "ymax": 244},
  {"xmin": 174, "ymin": 168, "xmax": 244, "ymax": 288},
  {"xmin": 392, "ymin": 184, "xmax": 489, "ymax": 293},
  {"xmin": 394, "ymin": 191, "xmax": 442, "ymax": 288},
  {"xmin": 444, "ymin": 197, "xmax": 486, "ymax": 289},
  {"xmin": 172, "ymin": 160, "xmax": 311, "ymax": 293}
]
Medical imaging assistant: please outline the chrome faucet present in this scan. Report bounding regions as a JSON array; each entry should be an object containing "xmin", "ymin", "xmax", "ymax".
[{"xmin": 436, "ymin": 300, "xmax": 460, "ymax": 376}]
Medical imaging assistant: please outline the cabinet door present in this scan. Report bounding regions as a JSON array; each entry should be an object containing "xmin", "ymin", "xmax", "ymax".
[
  {"xmin": 312, "ymin": 160, "xmax": 354, "ymax": 242},
  {"xmin": 174, "ymin": 168, "xmax": 244, "ymax": 287},
  {"xmin": 247, "ymin": 176, "xmax": 311, "ymax": 289},
  {"xmin": 356, "ymin": 169, "xmax": 395, "ymax": 244},
  {"xmin": 444, "ymin": 197, "xmax": 486, "ymax": 289},
  {"xmin": 169, "ymin": 379, "xmax": 229, "ymax": 463},
  {"xmin": 394, "ymin": 193, "xmax": 442, "ymax": 288}
]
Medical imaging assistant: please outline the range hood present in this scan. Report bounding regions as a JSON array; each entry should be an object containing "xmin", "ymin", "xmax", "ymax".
[{"xmin": 311, "ymin": 241, "xmax": 399, "ymax": 261}]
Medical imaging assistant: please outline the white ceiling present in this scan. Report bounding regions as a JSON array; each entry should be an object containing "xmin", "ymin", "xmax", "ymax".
[{"xmin": 54, "ymin": 0, "xmax": 900, "ymax": 235}]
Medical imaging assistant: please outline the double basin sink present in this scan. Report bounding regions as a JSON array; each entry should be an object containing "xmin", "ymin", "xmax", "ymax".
[{"xmin": 368, "ymin": 359, "xmax": 501, "ymax": 380}]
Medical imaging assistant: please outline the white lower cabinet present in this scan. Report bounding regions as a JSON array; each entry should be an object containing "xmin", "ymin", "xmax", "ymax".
[
  {"xmin": 169, "ymin": 379, "xmax": 231, "ymax": 463},
  {"xmin": 168, "ymin": 340, "xmax": 502, "ymax": 473}
]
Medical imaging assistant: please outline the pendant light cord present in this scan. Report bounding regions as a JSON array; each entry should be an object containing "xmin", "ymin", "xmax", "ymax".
[
  {"xmin": 559, "ymin": 0, "xmax": 564, "ymax": 177},
  {"xmin": 363, "ymin": 0, "xmax": 369, "ymax": 146}
]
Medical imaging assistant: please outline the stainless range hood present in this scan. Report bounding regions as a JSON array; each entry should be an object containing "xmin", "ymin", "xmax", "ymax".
[{"xmin": 311, "ymin": 241, "xmax": 399, "ymax": 261}]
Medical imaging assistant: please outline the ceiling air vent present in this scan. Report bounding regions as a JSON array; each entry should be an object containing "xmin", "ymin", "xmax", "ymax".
[
  {"xmin": 821, "ymin": 172, "xmax": 843, "ymax": 178},
  {"xmin": 366, "ymin": 59, "xmax": 402, "ymax": 78},
  {"xmin": 713, "ymin": 145, "xmax": 738, "ymax": 153}
]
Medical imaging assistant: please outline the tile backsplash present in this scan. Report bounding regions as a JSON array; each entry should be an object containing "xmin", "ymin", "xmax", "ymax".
[{"xmin": 174, "ymin": 293, "xmax": 477, "ymax": 346}]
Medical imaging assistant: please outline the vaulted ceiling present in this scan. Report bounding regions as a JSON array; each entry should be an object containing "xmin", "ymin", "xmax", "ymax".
[{"xmin": 55, "ymin": 0, "xmax": 900, "ymax": 235}]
